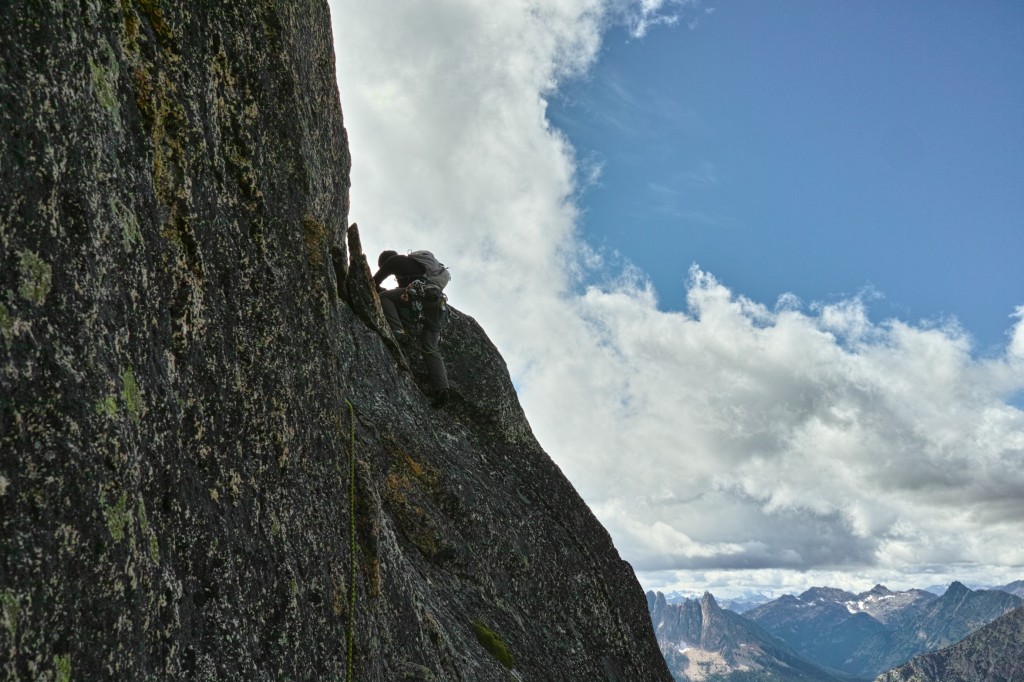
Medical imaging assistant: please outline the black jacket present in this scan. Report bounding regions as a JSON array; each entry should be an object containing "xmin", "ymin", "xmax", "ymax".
[{"xmin": 372, "ymin": 254, "xmax": 426, "ymax": 289}]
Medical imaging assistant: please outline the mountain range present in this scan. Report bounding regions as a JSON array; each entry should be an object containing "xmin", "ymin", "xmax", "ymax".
[
  {"xmin": 875, "ymin": 603, "xmax": 1024, "ymax": 682},
  {"xmin": 925, "ymin": 580, "xmax": 1024, "ymax": 598},
  {"xmin": 650, "ymin": 581, "xmax": 1023, "ymax": 681},
  {"xmin": 992, "ymin": 580, "xmax": 1024, "ymax": 598},
  {"xmin": 747, "ymin": 581, "xmax": 1021, "ymax": 679},
  {"xmin": 662, "ymin": 590, "xmax": 779, "ymax": 615},
  {"xmin": 648, "ymin": 591, "xmax": 850, "ymax": 681}
]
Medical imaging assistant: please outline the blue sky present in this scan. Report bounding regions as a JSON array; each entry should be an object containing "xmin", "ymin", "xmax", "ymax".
[
  {"xmin": 550, "ymin": 1, "xmax": 1024, "ymax": 357},
  {"xmin": 330, "ymin": 0, "xmax": 1024, "ymax": 597}
]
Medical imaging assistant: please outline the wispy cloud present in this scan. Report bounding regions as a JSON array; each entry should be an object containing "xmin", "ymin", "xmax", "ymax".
[
  {"xmin": 577, "ymin": 70, "xmax": 708, "ymax": 144},
  {"xmin": 645, "ymin": 163, "xmax": 722, "ymax": 221},
  {"xmin": 616, "ymin": 0, "xmax": 708, "ymax": 38},
  {"xmin": 328, "ymin": 0, "xmax": 1024, "ymax": 595},
  {"xmin": 678, "ymin": 161, "xmax": 718, "ymax": 188}
]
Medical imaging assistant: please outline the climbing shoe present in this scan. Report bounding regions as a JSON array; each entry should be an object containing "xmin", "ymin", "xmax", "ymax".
[
  {"xmin": 393, "ymin": 329, "xmax": 415, "ymax": 348},
  {"xmin": 431, "ymin": 389, "xmax": 449, "ymax": 408}
]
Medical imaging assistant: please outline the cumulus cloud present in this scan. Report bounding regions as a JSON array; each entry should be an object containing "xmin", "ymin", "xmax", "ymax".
[
  {"xmin": 559, "ymin": 272, "xmax": 1024, "ymax": 577},
  {"xmin": 517, "ymin": 266, "xmax": 1024, "ymax": 585},
  {"xmin": 327, "ymin": 0, "xmax": 1024, "ymax": 594}
]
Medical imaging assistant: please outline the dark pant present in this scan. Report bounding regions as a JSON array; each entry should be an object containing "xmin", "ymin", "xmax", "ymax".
[{"xmin": 379, "ymin": 288, "xmax": 449, "ymax": 391}]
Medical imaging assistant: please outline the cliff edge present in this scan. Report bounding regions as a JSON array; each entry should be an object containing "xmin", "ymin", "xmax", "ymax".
[{"xmin": 0, "ymin": 1, "xmax": 669, "ymax": 680}]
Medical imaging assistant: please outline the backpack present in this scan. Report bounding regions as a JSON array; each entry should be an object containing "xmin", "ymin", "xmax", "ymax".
[{"xmin": 408, "ymin": 250, "xmax": 451, "ymax": 290}]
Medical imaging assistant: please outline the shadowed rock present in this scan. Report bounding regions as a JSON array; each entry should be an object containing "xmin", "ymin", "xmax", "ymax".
[{"xmin": 0, "ymin": 1, "xmax": 670, "ymax": 680}]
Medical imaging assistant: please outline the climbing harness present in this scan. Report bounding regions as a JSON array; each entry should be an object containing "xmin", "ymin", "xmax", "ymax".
[{"xmin": 405, "ymin": 281, "xmax": 450, "ymax": 327}]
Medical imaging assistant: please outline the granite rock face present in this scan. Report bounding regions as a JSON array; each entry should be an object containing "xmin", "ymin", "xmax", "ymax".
[{"xmin": 0, "ymin": 2, "xmax": 670, "ymax": 680}]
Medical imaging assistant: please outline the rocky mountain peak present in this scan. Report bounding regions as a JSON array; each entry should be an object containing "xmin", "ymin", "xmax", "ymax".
[
  {"xmin": 946, "ymin": 580, "xmax": 970, "ymax": 597},
  {"xmin": 647, "ymin": 592, "xmax": 847, "ymax": 681},
  {"xmin": 701, "ymin": 591, "xmax": 720, "ymax": 611},
  {"xmin": 800, "ymin": 586, "xmax": 857, "ymax": 603}
]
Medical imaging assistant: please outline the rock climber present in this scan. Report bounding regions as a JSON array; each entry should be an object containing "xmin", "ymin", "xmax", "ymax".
[{"xmin": 372, "ymin": 250, "xmax": 451, "ymax": 407}]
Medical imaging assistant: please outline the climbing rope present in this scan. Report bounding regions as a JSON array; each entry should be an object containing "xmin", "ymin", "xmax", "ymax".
[{"xmin": 346, "ymin": 400, "xmax": 356, "ymax": 682}]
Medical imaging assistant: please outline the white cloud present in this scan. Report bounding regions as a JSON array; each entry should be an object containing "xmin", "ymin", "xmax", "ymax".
[
  {"xmin": 327, "ymin": 0, "xmax": 1024, "ymax": 595},
  {"xmin": 614, "ymin": 0, "xmax": 703, "ymax": 38},
  {"xmin": 1010, "ymin": 306, "xmax": 1024, "ymax": 359},
  {"xmin": 535, "ymin": 271, "xmax": 1024, "ymax": 588}
]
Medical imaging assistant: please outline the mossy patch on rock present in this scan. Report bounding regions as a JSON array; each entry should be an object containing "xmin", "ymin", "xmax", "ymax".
[
  {"xmin": 0, "ymin": 302, "xmax": 14, "ymax": 346},
  {"xmin": 101, "ymin": 490, "xmax": 131, "ymax": 543},
  {"xmin": 94, "ymin": 395, "xmax": 119, "ymax": 418},
  {"xmin": 89, "ymin": 40, "xmax": 120, "ymax": 115},
  {"xmin": 112, "ymin": 198, "xmax": 142, "ymax": 251},
  {"xmin": 16, "ymin": 250, "xmax": 52, "ymax": 305},
  {"xmin": 383, "ymin": 469, "xmax": 446, "ymax": 560},
  {"xmin": 472, "ymin": 620, "xmax": 515, "ymax": 669},
  {"xmin": 54, "ymin": 653, "xmax": 72, "ymax": 682},
  {"xmin": 1, "ymin": 590, "xmax": 20, "ymax": 638},
  {"xmin": 120, "ymin": 368, "xmax": 142, "ymax": 423}
]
